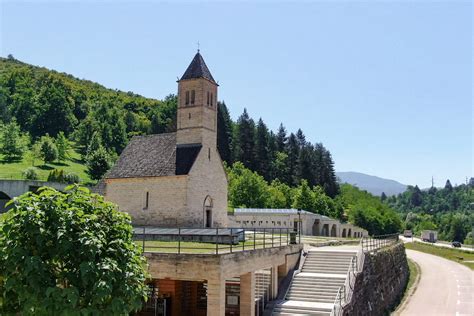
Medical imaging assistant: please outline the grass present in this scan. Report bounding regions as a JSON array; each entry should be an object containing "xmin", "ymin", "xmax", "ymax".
[
  {"xmin": 405, "ymin": 241, "xmax": 474, "ymax": 270},
  {"xmin": 0, "ymin": 146, "xmax": 93, "ymax": 185},
  {"xmin": 392, "ymin": 258, "xmax": 421, "ymax": 315}
]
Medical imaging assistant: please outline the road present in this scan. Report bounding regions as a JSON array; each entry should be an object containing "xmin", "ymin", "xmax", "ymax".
[
  {"xmin": 400, "ymin": 236, "xmax": 474, "ymax": 253},
  {"xmin": 402, "ymin": 249, "xmax": 474, "ymax": 316}
]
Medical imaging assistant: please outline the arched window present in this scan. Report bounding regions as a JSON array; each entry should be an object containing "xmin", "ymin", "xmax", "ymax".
[
  {"xmin": 207, "ymin": 91, "xmax": 210, "ymax": 105},
  {"xmin": 203, "ymin": 196, "xmax": 213, "ymax": 228},
  {"xmin": 191, "ymin": 90, "xmax": 195, "ymax": 104},
  {"xmin": 210, "ymin": 93, "xmax": 214, "ymax": 106},
  {"xmin": 185, "ymin": 91, "xmax": 190, "ymax": 105}
]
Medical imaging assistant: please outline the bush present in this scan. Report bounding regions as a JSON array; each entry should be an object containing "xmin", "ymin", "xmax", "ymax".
[
  {"xmin": 22, "ymin": 167, "xmax": 38, "ymax": 180},
  {"xmin": 47, "ymin": 169, "xmax": 66, "ymax": 183},
  {"xmin": 86, "ymin": 146, "xmax": 111, "ymax": 181},
  {"xmin": 47, "ymin": 169, "xmax": 80, "ymax": 184},
  {"xmin": 0, "ymin": 186, "xmax": 148, "ymax": 314},
  {"xmin": 40, "ymin": 136, "xmax": 58, "ymax": 163},
  {"xmin": 64, "ymin": 172, "xmax": 80, "ymax": 184}
]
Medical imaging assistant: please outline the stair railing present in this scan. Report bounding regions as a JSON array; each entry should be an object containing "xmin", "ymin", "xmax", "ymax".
[
  {"xmin": 282, "ymin": 248, "xmax": 308, "ymax": 301},
  {"xmin": 331, "ymin": 237, "xmax": 365, "ymax": 316}
]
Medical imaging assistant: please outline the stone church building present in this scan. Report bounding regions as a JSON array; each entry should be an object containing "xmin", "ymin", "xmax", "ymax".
[{"xmin": 102, "ymin": 52, "xmax": 229, "ymax": 228}]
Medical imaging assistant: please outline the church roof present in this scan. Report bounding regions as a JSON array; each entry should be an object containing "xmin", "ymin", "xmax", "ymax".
[
  {"xmin": 180, "ymin": 52, "xmax": 217, "ymax": 84},
  {"xmin": 105, "ymin": 133, "xmax": 201, "ymax": 179}
]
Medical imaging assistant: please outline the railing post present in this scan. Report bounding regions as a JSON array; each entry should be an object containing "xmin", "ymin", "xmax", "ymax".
[
  {"xmin": 272, "ymin": 228, "xmax": 274, "ymax": 248},
  {"xmin": 242, "ymin": 228, "xmax": 245, "ymax": 251},
  {"xmin": 279, "ymin": 228, "xmax": 282, "ymax": 247},
  {"xmin": 254, "ymin": 228, "xmax": 256, "ymax": 250},
  {"xmin": 178, "ymin": 227, "xmax": 181, "ymax": 254},
  {"xmin": 263, "ymin": 228, "xmax": 266, "ymax": 249},
  {"xmin": 216, "ymin": 227, "xmax": 219, "ymax": 254},
  {"xmin": 230, "ymin": 228, "xmax": 233, "ymax": 253},
  {"xmin": 142, "ymin": 226, "xmax": 145, "ymax": 253}
]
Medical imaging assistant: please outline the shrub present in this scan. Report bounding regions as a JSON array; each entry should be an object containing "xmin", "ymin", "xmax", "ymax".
[
  {"xmin": 40, "ymin": 136, "xmax": 58, "ymax": 163},
  {"xmin": 64, "ymin": 172, "xmax": 80, "ymax": 184},
  {"xmin": 47, "ymin": 169, "xmax": 66, "ymax": 183},
  {"xmin": 22, "ymin": 167, "xmax": 38, "ymax": 180}
]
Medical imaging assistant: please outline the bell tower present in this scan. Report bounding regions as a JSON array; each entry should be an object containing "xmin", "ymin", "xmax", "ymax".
[{"xmin": 176, "ymin": 51, "xmax": 218, "ymax": 149}]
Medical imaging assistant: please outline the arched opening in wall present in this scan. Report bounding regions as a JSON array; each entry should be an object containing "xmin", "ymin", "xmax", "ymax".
[
  {"xmin": 0, "ymin": 191, "xmax": 12, "ymax": 213},
  {"xmin": 322, "ymin": 224, "xmax": 329, "ymax": 236},
  {"xmin": 203, "ymin": 195, "xmax": 213, "ymax": 228},
  {"xmin": 330, "ymin": 224, "xmax": 337, "ymax": 237},
  {"xmin": 348, "ymin": 229, "xmax": 352, "ymax": 238},
  {"xmin": 312, "ymin": 219, "xmax": 321, "ymax": 236},
  {"xmin": 342, "ymin": 228, "xmax": 347, "ymax": 238}
]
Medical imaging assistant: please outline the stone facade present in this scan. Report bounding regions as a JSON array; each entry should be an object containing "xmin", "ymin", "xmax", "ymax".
[
  {"xmin": 103, "ymin": 52, "xmax": 228, "ymax": 228},
  {"xmin": 342, "ymin": 243, "xmax": 409, "ymax": 315}
]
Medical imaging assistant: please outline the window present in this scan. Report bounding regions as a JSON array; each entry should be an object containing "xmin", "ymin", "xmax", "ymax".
[
  {"xmin": 208, "ymin": 148, "xmax": 211, "ymax": 160},
  {"xmin": 185, "ymin": 91, "xmax": 190, "ymax": 105},
  {"xmin": 210, "ymin": 93, "xmax": 214, "ymax": 106},
  {"xmin": 191, "ymin": 90, "xmax": 195, "ymax": 104},
  {"xmin": 144, "ymin": 191, "xmax": 149, "ymax": 209},
  {"xmin": 207, "ymin": 91, "xmax": 210, "ymax": 105}
]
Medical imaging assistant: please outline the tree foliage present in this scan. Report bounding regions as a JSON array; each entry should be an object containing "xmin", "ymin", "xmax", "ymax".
[
  {"xmin": 0, "ymin": 120, "xmax": 28, "ymax": 160},
  {"xmin": 0, "ymin": 186, "xmax": 147, "ymax": 314},
  {"xmin": 387, "ymin": 180, "xmax": 474, "ymax": 242}
]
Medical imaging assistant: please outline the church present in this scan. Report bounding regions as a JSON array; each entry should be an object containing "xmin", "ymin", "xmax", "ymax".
[{"xmin": 102, "ymin": 51, "xmax": 229, "ymax": 228}]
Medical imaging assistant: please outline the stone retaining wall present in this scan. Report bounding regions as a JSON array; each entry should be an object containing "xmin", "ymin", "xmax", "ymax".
[{"xmin": 343, "ymin": 243, "xmax": 409, "ymax": 316}]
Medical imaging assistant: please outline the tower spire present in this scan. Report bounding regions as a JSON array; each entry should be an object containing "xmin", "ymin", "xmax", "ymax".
[{"xmin": 197, "ymin": 41, "xmax": 200, "ymax": 53}]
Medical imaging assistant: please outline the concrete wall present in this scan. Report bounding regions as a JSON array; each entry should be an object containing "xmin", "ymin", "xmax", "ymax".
[
  {"xmin": 0, "ymin": 180, "xmax": 68, "ymax": 212},
  {"xmin": 228, "ymin": 211, "xmax": 368, "ymax": 238},
  {"xmin": 343, "ymin": 243, "xmax": 409, "ymax": 316}
]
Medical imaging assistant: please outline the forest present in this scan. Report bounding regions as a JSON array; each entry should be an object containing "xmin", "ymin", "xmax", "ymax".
[
  {"xmin": 385, "ymin": 179, "xmax": 474, "ymax": 243},
  {"xmin": 0, "ymin": 55, "xmax": 403, "ymax": 235}
]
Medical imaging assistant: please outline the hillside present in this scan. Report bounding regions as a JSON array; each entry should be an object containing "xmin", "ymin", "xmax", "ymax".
[
  {"xmin": 336, "ymin": 171, "xmax": 407, "ymax": 196},
  {"xmin": 0, "ymin": 56, "xmax": 339, "ymax": 195}
]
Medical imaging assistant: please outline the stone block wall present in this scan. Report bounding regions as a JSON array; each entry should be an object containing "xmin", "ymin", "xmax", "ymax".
[{"xmin": 343, "ymin": 243, "xmax": 409, "ymax": 316}]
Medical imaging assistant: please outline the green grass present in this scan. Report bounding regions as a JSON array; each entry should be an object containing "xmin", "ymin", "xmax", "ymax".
[
  {"xmin": 0, "ymin": 146, "xmax": 93, "ymax": 185},
  {"xmin": 405, "ymin": 241, "xmax": 474, "ymax": 270},
  {"xmin": 393, "ymin": 258, "xmax": 421, "ymax": 315}
]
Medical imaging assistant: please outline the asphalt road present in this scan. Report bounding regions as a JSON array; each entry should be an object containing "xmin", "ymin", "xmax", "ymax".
[
  {"xmin": 400, "ymin": 236, "xmax": 474, "ymax": 253},
  {"xmin": 402, "ymin": 249, "xmax": 474, "ymax": 316}
]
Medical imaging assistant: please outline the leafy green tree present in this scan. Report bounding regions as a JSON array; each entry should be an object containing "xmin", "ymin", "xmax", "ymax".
[
  {"xmin": 0, "ymin": 120, "xmax": 27, "ymax": 160},
  {"xmin": 40, "ymin": 135, "xmax": 58, "ymax": 163},
  {"xmin": 272, "ymin": 151, "xmax": 289, "ymax": 183},
  {"xmin": 227, "ymin": 162, "xmax": 269, "ymax": 208},
  {"xmin": 0, "ymin": 186, "xmax": 147, "ymax": 315},
  {"xmin": 292, "ymin": 180, "xmax": 314, "ymax": 212},
  {"xmin": 55, "ymin": 131, "xmax": 70, "ymax": 162},
  {"xmin": 32, "ymin": 74, "xmax": 78, "ymax": 137},
  {"xmin": 86, "ymin": 146, "xmax": 111, "ymax": 181}
]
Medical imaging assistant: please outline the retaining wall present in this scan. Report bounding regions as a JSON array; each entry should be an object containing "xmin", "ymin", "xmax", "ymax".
[{"xmin": 343, "ymin": 243, "xmax": 409, "ymax": 316}]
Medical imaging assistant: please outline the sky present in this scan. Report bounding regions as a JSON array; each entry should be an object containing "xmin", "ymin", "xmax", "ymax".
[{"xmin": 0, "ymin": 0, "xmax": 472, "ymax": 188}]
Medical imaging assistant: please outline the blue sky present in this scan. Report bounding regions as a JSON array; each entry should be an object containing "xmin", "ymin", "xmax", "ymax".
[{"xmin": 1, "ymin": 0, "xmax": 472, "ymax": 188}]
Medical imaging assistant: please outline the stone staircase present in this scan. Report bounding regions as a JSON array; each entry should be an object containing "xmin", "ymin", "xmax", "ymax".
[{"xmin": 272, "ymin": 249, "xmax": 356, "ymax": 316}]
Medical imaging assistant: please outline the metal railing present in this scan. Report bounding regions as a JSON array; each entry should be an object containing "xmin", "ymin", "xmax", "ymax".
[
  {"xmin": 331, "ymin": 233, "xmax": 400, "ymax": 315},
  {"xmin": 133, "ymin": 226, "xmax": 297, "ymax": 255},
  {"xmin": 361, "ymin": 233, "xmax": 399, "ymax": 253}
]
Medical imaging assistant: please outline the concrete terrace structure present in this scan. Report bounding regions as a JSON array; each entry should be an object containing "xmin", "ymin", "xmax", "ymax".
[
  {"xmin": 0, "ymin": 179, "xmax": 68, "ymax": 212},
  {"xmin": 229, "ymin": 208, "xmax": 368, "ymax": 238}
]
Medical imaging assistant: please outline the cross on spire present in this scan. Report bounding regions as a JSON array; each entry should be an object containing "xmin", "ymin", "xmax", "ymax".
[{"xmin": 197, "ymin": 41, "xmax": 200, "ymax": 53}]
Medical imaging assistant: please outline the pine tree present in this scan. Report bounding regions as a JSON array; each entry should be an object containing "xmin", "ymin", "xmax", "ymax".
[
  {"xmin": 381, "ymin": 192, "xmax": 387, "ymax": 202},
  {"xmin": 275, "ymin": 123, "xmax": 287, "ymax": 152},
  {"xmin": 444, "ymin": 179, "xmax": 453, "ymax": 192},
  {"xmin": 297, "ymin": 144, "xmax": 315, "ymax": 186},
  {"xmin": 55, "ymin": 131, "xmax": 70, "ymax": 162},
  {"xmin": 217, "ymin": 101, "xmax": 233, "ymax": 164},
  {"xmin": 321, "ymin": 148, "xmax": 339, "ymax": 198},
  {"xmin": 233, "ymin": 109, "xmax": 255, "ymax": 170},
  {"xmin": 286, "ymin": 133, "xmax": 299, "ymax": 186},
  {"xmin": 255, "ymin": 118, "xmax": 270, "ymax": 180},
  {"xmin": 296, "ymin": 128, "xmax": 306, "ymax": 148},
  {"xmin": 0, "ymin": 120, "xmax": 27, "ymax": 160}
]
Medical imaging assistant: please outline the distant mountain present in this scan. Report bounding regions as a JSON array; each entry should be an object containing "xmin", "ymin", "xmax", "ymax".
[{"xmin": 336, "ymin": 172, "xmax": 407, "ymax": 196}]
